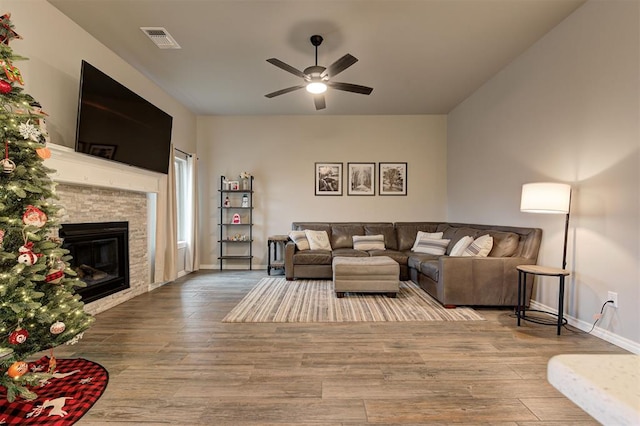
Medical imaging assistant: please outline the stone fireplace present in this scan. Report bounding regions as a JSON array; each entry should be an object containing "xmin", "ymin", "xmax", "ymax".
[
  {"xmin": 55, "ymin": 184, "xmax": 150, "ymax": 315},
  {"xmin": 47, "ymin": 143, "xmax": 161, "ymax": 315}
]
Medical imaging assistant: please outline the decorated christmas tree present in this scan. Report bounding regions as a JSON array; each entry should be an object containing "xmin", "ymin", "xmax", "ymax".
[{"xmin": 0, "ymin": 13, "xmax": 94, "ymax": 401}]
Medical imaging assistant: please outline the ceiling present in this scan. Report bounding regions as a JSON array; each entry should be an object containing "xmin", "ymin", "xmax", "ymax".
[{"xmin": 47, "ymin": 0, "xmax": 584, "ymax": 116}]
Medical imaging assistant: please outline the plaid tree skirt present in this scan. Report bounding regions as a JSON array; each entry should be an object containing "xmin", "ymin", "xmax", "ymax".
[{"xmin": 0, "ymin": 357, "xmax": 108, "ymax": 425}]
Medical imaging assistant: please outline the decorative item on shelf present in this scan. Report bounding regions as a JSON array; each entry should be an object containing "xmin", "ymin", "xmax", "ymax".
[
  {"xmin": 223, "ymin": 196, "xmax": 230, "ymax": 207},
  {"xmin": 232, "ymin": 213, "xmax": 241, "ymax": 224},
  {"xmin": 230, "ymin": 233, "xmax": 247, "ymax": 241},
  {"xmin": 242, "ymin": 194, "xmax": 249, "ymax": 208},
  {"xmin": 228, "ymin": 181, "xmax": 239, "ymax": 191},
  {"xmin": 240, "ymin": 171, "xmax": 252, "ymax": 190}
]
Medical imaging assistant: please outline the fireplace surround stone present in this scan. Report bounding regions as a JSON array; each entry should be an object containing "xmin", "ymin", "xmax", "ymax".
[{"xmin": 56, "ymin": 184, "xmax": 149, "ymax": 315}]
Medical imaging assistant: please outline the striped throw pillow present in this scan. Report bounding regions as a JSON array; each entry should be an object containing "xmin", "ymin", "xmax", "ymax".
[
  {"xmin": 411, "ymin": 231, "xmax": 444, "ymax": 251},
  {"xmin": 463, "ymin": 234, "xmax": 493, "ymax": 257},
  {"xmin": 289, "ymin": 230, "xmax": 310, "ymax": 251},
  {"xmin": 353, "ymin": 234, "xmax": 385, "ymax": 251},
  {"xmin": 413, "ymin": 237, "xmax": 450, "ymax": 255},
  {"xmin": 450, "ymin": 236, "xmax": 474, "ymax": 256}
]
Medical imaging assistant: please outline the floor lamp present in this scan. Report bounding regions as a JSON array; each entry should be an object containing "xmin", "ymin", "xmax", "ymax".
[{"xmin": 520, "ymin": 182, "xmax": 572, "ymax": 270}]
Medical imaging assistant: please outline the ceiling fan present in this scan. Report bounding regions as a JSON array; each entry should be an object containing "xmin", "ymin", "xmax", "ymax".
[{"xmin": 265, "ymin": 35, "xmax": 373, "ymax": 110}]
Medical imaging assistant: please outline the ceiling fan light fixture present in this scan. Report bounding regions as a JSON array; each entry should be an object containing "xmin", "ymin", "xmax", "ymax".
[{"xmin": 306, "ymin": 81, "xmax": 327, "ymax": 94}]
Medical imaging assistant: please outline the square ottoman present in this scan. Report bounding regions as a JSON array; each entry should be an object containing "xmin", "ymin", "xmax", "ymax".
[{"xmin": 332, "ymin": 256, "xmax": 399, "ymax": 298}]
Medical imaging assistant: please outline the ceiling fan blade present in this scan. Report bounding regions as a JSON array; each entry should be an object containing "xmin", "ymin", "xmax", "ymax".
[
  {"xmin": 321, "ymin": 54, "xmax": 358, "ymax": 78},
  {"xmin": 327, "ymin": 81, "xmax": 373, "ymax": 95},
  {"xmin": 314, "ymin": 94, "xmax": 326, "ymax": 110},
  {"xmin": 265, "ymin": 85, "xmax": 305, "ymax": 98},
  {"xmin": 266, "ymin": 58, "xmax": 307, "ymax": 79}
]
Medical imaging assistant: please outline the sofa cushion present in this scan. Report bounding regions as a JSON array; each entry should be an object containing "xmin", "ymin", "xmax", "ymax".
[
  {"xmin": 289, "ymin": 230, "xmax": 310, "ymax": 251},
  {"xmin": 413, "ymin": 237, "xmax": 450, "ymax": 255},
  {"xmin": 353, "ymin": 234, "xmax": 385, "ymax": 251},
  {"xmin": 364, "ymin": 224, "xmax": 397, "ymax": 250},
  {"xmin": 370, "ymin": 250, "xmax": 409, "ymax": 265},
  {"xmin": 305, "ymin": 230, "xmax": 332, "ymax": 251},
  {"xmin": 332, "ymin": 248, "xmax": 370, "ymax": 258},
  {"xmin": 407, "ymin": 253, "xmax": 439, "ymax": 270},
  {"xmin": 330, "ymin": 224, "xmax": 364, "ymax": 249},
  {"xmin": 411, "ymin": 231, "xmax": 444, "ymax": 251},
  {"xmin": 463, "ymin": 234, "xmax": 493, "ymax": 257},
  {"xmin": 450, "ymin": 236, "xmax": 474, "ymax": 256},
  {"xmin": 488, "ymin": 231, "xmax": 519, "ymax": 257},
  {"xmin": 293, "ymin": 250, "xmax": 333, "ymax": 265},
  {"xmin": 419, "ymin": 259, "xmax": 440, "ymax": 282}
]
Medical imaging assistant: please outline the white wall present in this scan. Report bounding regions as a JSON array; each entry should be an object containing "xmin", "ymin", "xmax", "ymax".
[
  {"xmin": 448, "ymin": 0, "xmax": 639, "ymax": 349},
  {"xmin": 197, "ymin": 115, "xmax": 447, "ymax": 268},
  {"xmin": 6, "ymin": 0, "xmax": 197, "ymax": 154}
]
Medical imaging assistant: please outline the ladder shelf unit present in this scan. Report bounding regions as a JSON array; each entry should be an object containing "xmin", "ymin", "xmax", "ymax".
[{"xmin": 218, "ymin": 175, "xmax": 254, "ymax": 270}]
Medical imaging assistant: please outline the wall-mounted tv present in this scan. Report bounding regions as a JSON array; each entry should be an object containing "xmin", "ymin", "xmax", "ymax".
[{"xmin": 75, "ymin": 60, "xmax": 173, "ymax": 174}]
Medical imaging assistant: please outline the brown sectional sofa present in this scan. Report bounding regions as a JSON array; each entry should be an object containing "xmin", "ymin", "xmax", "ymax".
[{"xmin": 284, "ymin": 221, "xmax": 542, "ymax": 307}]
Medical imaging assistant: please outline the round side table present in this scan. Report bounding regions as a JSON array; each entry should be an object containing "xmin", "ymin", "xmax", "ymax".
[{"xmin": 516, "ymin": 264, "xmax": 570, "ymax": 335}]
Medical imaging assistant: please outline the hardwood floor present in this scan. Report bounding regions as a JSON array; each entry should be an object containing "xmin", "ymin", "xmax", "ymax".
[{"xmin": 49, "ymin": 270, "xmax": 627, "ymax": 425}]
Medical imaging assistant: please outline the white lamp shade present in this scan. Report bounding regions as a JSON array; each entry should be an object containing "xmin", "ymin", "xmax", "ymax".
[{"xmin": 520, "ymin": 182, "xmax": 571, "ymax": 214}]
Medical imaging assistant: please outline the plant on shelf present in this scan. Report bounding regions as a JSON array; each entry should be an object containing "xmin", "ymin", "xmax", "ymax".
[{"xmin": 239, "ymin": 171, "xmax": 251, "ymax": 190}]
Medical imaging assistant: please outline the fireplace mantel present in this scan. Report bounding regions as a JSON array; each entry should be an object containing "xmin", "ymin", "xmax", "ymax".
[{"xmin": 47, "ymin": 143, "xmax": 161, "ymax": 193}]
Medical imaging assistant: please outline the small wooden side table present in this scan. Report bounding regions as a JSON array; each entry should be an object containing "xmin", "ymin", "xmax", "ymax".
[
  {"xmin": 516, "ymin": 264, "xmax": 570, "ymax": 335},
  {"xmin": 267, "ymin": 235, "xmax": 289, "ymax": 275}
]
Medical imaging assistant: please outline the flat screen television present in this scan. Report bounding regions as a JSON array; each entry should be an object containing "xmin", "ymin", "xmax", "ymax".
[{"xmin": 74, "ymin": 60, "xmax": 173, "ymax": 174}]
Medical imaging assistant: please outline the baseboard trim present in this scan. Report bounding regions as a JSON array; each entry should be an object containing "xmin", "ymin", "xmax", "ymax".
[{"xmin": 529, "ymin": 300, "xmax": 640, "ymax": 354}]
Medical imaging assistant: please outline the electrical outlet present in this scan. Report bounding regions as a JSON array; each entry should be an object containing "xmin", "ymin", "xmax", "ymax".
[{"xmin": 607, "ymin": 291, "xmax": 618, "ymax": 308}]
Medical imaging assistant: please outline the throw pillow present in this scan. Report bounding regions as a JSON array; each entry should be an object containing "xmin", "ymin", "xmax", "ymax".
[
  {"xmin": 413, "ymin": 237, "xmax": 450, "ymax": 255},
  {"xmin": 411, "ymin": 231, "xmax": 444, "ymax": 251},
  {"xmin": 304, "ymin": 229, "xmax": 332, "ymax": 251},
  {"xmin": 353, "ymin": 234, "xmax": 385, "ymax": 251},
  {"xmin": 462, "ymin": 234, "xmax": 493, "ymax": 257},
  {"xmin": 450, "ymin": 236, "xmax": 474, "ymax": 256},
  {"xmin": 289, "ymin": 230, "xmax": 310, "ymax": 251}
]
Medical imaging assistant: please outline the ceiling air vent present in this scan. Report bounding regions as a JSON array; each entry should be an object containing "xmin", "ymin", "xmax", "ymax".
[{"xmin": 140, "ymin": 27, "xmax": 181, "ymax": 49}]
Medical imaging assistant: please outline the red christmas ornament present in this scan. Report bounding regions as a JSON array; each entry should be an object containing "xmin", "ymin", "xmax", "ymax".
[
  {"xmin": 7, "ymin": 361, "xmax": 28, "ymax": 379},
  {"xmin": 8, "ymin": 328, "xmax": 29, "ymax": 345},
  {"xmin": 45, "ymin": 269, "xmax": 64, "ymax": 284},
  {"xmin": 50, "ymin": 321, "xmax": 66, "ymax": 335},
  {"xmin": 0, "ymin": 79, "xmax": 11, "ymax": 93},
  {"xmin": 22, "ymin": 205, "xmax": 47, "ymax": 228},
  {"xmin": 17, "ymin": 242, "xmax": 41, "ymax": 266}
]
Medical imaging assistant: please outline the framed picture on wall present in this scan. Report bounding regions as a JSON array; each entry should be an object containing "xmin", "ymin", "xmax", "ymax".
[
  {"xmin": 379, "ymin": 162, "xmax": 407, "ymax": 196},
  {"xmin": 315, "ymin": 162, "xmax": 343, "ymax": 196},
  {"xmin": 347, "ymin": 162, "xmax": 375, "ymax": 196}
]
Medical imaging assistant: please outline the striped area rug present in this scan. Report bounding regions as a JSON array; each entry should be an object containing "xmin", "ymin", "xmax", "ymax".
[{"xmin": 222, "ymin": 278, "xmax": 484, "ymax": 323}]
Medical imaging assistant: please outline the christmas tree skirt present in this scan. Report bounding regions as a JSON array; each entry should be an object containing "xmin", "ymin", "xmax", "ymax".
[{"xmin": 0, "ymin": 357, "xmax": 108, "ymax": 425}]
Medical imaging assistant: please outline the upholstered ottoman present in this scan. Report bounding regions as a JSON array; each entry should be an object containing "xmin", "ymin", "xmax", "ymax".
[{"xmin": 332, "ymin": 256, "xmax": 400, "ymax": 298}]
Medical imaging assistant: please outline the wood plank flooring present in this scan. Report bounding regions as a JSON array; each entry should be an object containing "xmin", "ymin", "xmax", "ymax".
[{"xmin": 47, "ymin": 270, "xmax": 628, "ymax": 425}]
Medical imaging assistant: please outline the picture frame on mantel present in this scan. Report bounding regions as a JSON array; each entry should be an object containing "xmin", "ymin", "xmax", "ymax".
[
  {"xmin": 347, "ymin": 162, "xmax": 375, "ymax": 196},
  {"xmin": 379, "ymin": 162, "xmax": 407, "ymax": 196},
  {"xmin": 315, "ymin": 162, "xmax": 343, "ymax": 196}
]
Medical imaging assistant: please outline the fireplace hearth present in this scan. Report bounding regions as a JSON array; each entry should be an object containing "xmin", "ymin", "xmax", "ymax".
[{"xmin": 60, "ymin": 221, "xmax": 130, "ymax": 303}]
